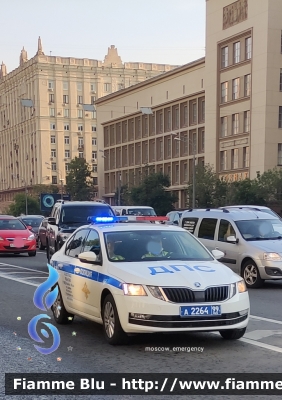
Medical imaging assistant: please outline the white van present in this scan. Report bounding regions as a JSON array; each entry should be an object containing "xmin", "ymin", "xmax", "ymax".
[{"xmin": 112, "ymin": 206, "xmax": 157, "ymax": 223}]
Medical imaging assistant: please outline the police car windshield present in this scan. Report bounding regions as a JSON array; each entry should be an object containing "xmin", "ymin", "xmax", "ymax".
[
  {"xmin": 126, "ymin": 209, "xmax": 156, "ymax": 216},
  {"xmin": 235, "ymin": 219, "xmax": 282, "ymax": 241},
  {"xmin": 60, "ymin": 206, "xmax": 115, "ymax": 226},
  {"xmin": 104, "ymin": 230, "xmax": 213, "ymax": 262}
]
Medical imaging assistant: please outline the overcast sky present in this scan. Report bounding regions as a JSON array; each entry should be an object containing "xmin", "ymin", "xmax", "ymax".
[{"xmin": 0, "ymin": 0, "xmax": 206, "ymax": 73}]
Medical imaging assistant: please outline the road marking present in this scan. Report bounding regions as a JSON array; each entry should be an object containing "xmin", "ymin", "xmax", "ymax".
[
  {"xmin": 244, "ymin": 330, "xmax": 282, "ymax": 340},
  {"xmin": 0, "ymin": 262, "xmax": 48, "ymax": 275},
  {"xmin": 239, "ymin": 337, "xmax": 282, "ymax": 354},
  {"xmin": 250, "ymin": 315, "xmax": 282, "ymax": 325},
  {"xmin": 0, "ymin": 274, "xmax": 38, "ymax": 287}
]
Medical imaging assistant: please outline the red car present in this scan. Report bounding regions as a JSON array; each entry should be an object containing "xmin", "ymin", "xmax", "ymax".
[{"xmin": 0, "ymin": 215, "xmax": 37, "ymax": 256}]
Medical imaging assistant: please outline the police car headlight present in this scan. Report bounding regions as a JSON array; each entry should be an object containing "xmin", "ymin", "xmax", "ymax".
[
  {"xmin": 147, "ymin": 286, "xmax": 166, "ymax": 301},
  {"xmin": 229, "ymin": 283, "xmax": 236, "ymax": 299},
  {"xmin": 263, "ymin": 252, "xmax": 282, "ymax": 261},
  {"xmin": 237, "ymin": 280, "xmax": 247, "ymax": 293},
  {"xmin": 27, "ymin": 234, "xmax": 35, "ymax": 240},
  {"xmin": 122, "ymin": 284, "xmax": 147, "ymax": 296}
]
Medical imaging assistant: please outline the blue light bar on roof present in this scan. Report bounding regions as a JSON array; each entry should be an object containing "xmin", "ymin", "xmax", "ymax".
[{"xmin": 87, "ymin": 216, "xmax": 128, "ymax": 224}]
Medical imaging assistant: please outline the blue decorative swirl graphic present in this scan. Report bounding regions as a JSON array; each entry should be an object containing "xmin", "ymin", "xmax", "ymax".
[
  {"xmin": 28, "ymin": 263, "xmax": 61, "ymax": 355},
  {"xmin": 28, "ymin": 314, "xmax": 60, "ymax": 355},
  {"xmin": 33, "ymin": 264, "xmax": 59, "ymax": 311}
]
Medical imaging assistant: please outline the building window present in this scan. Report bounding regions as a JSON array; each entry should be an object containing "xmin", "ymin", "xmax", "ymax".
[
  {"xmin": 221, "ymin": 82, "xmax": 228, "ymax": 103},
  {"xmin": 233, "ymin": 41, "xmax": 240, "ymax": 64},
  {"xmin": 279, "ymin": 107, "xmax": 282, "ymax": 128},
  {"xmin": 78, "ymin": 137, "xmax": 84, "ymax": 147},
  {"xmin": 51, "ymin": 162, "xmax": 56, "ymax": 171},
  {"xmin": 201, "ymin": 130, "xmax": 205, "ymax": 152},
  {"xmin": 91, "ymin": 125, "xmax": 96, "ymax": 132},
  {"xmin": 63, "ymin": 82, "xmax": 68, "ymax": 91},
  {"xmin": 48, "ymin": 80, "xmax": 54, "ymax": 90},
  {"xmin": 65, "ymin": 163, "xmax": 69, "ymax": 172},
  {"xmin": 52, "ymin": 176, "xmax": 57, "ymax": 184},
  {"xmin": 104, "ymin": 83, "xmax": 111, "ymax": 92},
  {"xmin": 92, "ymin": 137, "xmax": 97, "ymax": 146},
  {"xmin": 51, "ymin": 149, "xmax": 56, "ymax": 158},
  {"xmin": 184, "ymin": 163, "xmax": 188, "ymax": 182},
  {"xmin": 221, "ymin": 116, "xmax": 227, "ymax": 137},
  {"xmin": 77, "ymin": 109, "xmax": 83, "ymax": 118},
  {"xmin": 64, "ymin": 108, "xmax": 69, "ymax": 118},
  {"xmin": 79, "ymin": 152, "xmax": 84, "ymax": 158},
  {"xmin": 77, "ymin": 95, "xmax": 83, "ymax": 104},
  {"xmin": 231, "ymin": 148, "xmax": 239, "ymax": 169},
  {"xmin": 65, "ymin": 150, "xmax": 70, "ymax": 158},
  {"xmin": 77, "ymin": 82, "xmax": 82, "ymax": 91},
  {"xmin": 167, "ymin": 138, "xmax": 171, "ymax": 157},
  {"xmin": 50, "ymin": 123, "xmax": 55, "ymax": 130},
  {"xmin": 50, "ymin": 108, "xmax": 55, "ymax": 117},
  {"xmin": 78, "ymin": 124, "xmax": 83, "ymax": 131},
  {"xmin": 232, "ymin": 114, "xmax": 239, "ymax": 135},
  {"xmin": 220, "ymin": 151, "xmax": 227, "ymax": 171},
  {"xmin": 174, "ymin": 108, "xmax": 179, "ymax": 128},
  {"xmin": 244, "ymin": 111, "xmax": 250, "ymax": 132},
  {"xmin": 50, "ymin": 135, "xmax": 56, "ymax": 144},
  {"xmin": 49, "ymin": 94, "xmax": 54, "ymax": 103},
  {"xmin": 63, "ymin": 95, "xmax": 69, "ymax": 104},
  {"xmin": 167, "ymin": 110, "xmax": 171, "ymax": 130},
  {"xmin": 92, "ymin": 151, "xmax": 97, "ymax": 160},
  {"xmin": 92, "ymin": 164, "xmax": 97, "ymax": 172},
  {"xmin": 160, "ymin": 140, "xmax": 163, "ymax": 159},
  {"xmin": 175, "ymin": 139, "xmax": 179, "ymax": 156},
  {"xmin": 232, "ymin": 78, "xmax": 240, "ymax": 100},
  {"xmin": 184, "ymin": 106, "xmax": 188, "ymax": 126},
  {"xmin": 201, "ymin": 100, "xmax": 205, "ymax": 122},
  {"xmin": 91, "ymin": 110, "xmax": 96, "ymax": 119},
  {"xmin": 90, "ymin": 83, "xmax": 96, "ymax": 92},
  {"xmin": 245, "ymin": 37, "xmax": 252, "ymax": 60},
  {"xmin": 175, "ymin": 165, "xmax": 179, "ymax": 183},
  {"xmin": 221, "ymin": 46, "xmax": 228, "ymax": 68},
  {"xmin": 64, "ymin": 136, "xmax": 70, "ymax": 145},
  {"xmin": 192, "ymin": 103, "xmax": 197, "ymax": 124},
  {"xmin": 280, "ymin": 69, "xmax": 282, "ymax": 91},
  {"xmin": 243, "ymin": 147, "xmax": 249, "ymax": 168},
  {"xmin": 244, "ymin": 74, "xmax": 251, "ymax": 96},
  {"xmin": 278, "ymin": 144, "xmax": 282, "ymax": 165},
  {"xmin": 64, "ymin": 124, "xmax": 69, "ymax": 131}
]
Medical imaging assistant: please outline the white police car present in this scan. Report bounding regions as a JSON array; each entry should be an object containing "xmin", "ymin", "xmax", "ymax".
[{"xmin": 50, "ymin": 215, "xmax": 250, "ymax": 345}]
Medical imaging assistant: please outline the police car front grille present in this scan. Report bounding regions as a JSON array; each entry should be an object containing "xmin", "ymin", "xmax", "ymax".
[
  {"xmin": 162, "ymin": 288, "xmax": 195, "ymax": 303},
  {"xmin": 205, "ymin": 286, "xmax": 229, "ymax": 302},
  {"xmin": 162, "ymin": 286, "xmax": 229, "ymax": 303}
]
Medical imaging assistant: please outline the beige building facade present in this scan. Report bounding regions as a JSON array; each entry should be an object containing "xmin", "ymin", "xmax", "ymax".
[
  {"xmin": 0, "ymin": 38, "xmax": 177, "ymax": 207},
  {"xmin": 96, "ymin": 0, "xmax": 282, "ymax": 208}
]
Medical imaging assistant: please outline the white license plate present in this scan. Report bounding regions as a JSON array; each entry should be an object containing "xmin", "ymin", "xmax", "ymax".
[
  {"xmin": 10, "ymin": 244, "xmax": 15, "ymax": 247},
  {"xmin": 180, "ymin": 305, "xmax": 221, "ymax": 317}
]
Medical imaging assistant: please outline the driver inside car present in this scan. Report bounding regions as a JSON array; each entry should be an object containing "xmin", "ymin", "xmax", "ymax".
[
  {"xmin": 142, "ymin": 235, "xmax": 170, "ymax": 259},
  {"xmin": 106, "ymin": 235, "xmax": 125, "ymax": 261}
]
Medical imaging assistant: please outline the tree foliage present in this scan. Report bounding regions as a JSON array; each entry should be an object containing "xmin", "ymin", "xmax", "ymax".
[
  {"xmin": 129, "ymin": 172, "xmax": 178, "ymax": 215},
  {"xmin": 6, "ymin": 193, "xmax": 41, "ymax": 216},
  {"xmin": 65, "ymin": 157, "xmax": 94, "ymax": 201}
]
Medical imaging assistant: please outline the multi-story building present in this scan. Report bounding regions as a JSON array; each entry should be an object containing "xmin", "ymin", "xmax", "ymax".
[
  {"xmin": 0, "ymin": 37, "xmax": 177, "ymax": 208},
  {"xmin": 96, "ymin": 0, "xmax": 282, "ymax": 207}
]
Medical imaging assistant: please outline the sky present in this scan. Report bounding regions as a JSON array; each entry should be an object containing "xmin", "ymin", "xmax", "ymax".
[{"xmin": 0, "ymin": 0, "xmax": 206, "ymax": 73}]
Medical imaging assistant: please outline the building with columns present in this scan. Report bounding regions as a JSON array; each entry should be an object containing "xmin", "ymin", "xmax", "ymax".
[
  {"xmin": 0, "ymin": 37, "xmax": 177, "ymax": 209},
  {"xmin": 96, "ymin": 0, "xmax": 282, "ymax": 208}
]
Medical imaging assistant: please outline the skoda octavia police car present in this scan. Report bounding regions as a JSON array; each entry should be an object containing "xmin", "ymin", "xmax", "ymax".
[{"xmin": 50, "ymin": 215, "xmax": 250, "ymax": 345}]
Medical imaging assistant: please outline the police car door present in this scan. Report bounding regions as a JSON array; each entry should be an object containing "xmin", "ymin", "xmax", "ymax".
[
  {"xmin": 213, "ymin": 219, "xmax": 240, "ymax": 273},
  {"xmin": 61, "ymin": 228, "xmax": 90, "ymax": 312},
  {"xmin": 78, "ymin": 228, "xmax": 102, "ymax": 318}
]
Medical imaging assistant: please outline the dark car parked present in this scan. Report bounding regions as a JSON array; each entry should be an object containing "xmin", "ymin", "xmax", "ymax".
[
  {"xmin": 38, "ymin": 218, "xmax": 48, "ymax": 250},
  {"xmin": 18, "ymin": 215, "xmax": 45, "ymax": 246}
]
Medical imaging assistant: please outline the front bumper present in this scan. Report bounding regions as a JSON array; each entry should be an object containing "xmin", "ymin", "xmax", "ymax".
[
  {"xmin": 114, "ymin": 291, "xmax": 250, "ymax": 334},
  {"xmin": 0, "ymin": 241, "xmax": 36, "ymax": 253},
  {"xmin": 255, "ymin": 259, "xmax": 282, "ymax": 279}
]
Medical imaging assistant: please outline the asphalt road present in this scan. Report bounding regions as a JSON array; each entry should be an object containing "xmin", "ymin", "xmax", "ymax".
[{"xmin": 0, "ymin": 251, "xmax": 282, "ymax": 400}]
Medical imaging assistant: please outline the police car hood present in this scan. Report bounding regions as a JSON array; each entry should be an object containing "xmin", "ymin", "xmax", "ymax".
[{"xmin": 108, "ymin": 260, "xmax": 240, "ymax": 287}]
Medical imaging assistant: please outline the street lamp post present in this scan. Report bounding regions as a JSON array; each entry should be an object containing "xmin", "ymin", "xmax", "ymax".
[
  {"xmin": 172, "ymin": 133, "xmax": 196, "ymax": 209},
  {"xmin": 45, "ymin": 162, "xmax": 64, "ymax": 199}
]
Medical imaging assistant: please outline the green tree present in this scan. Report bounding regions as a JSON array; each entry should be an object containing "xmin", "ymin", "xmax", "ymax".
[
  {"xmin": 129, "ymin": 172, "xmax": 178, "ymax": 215},
  {"xmin": 65, "ymin": 157, "xmax": 94, "ymax": 200},
  {"xmin": 6, "ymin": 193, "xmax": 41, "ymax": 216},
  {"xmin": 114, "ymin": 184, "xmax": 132, "ymax": 206}
]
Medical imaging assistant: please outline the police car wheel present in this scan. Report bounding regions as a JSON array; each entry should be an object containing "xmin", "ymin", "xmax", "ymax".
[
  {"xmin": 242, "ymin": 260, "xmax": 264, "ymax": 288},
  {"xmin": 102, "ymin": 294, "xmax": 127, "ymax": 345},
  {"xmin": 52, "ymin": 286, "xmax": 74, "ymax": 324},
  {"xmin": 219, "ymin": 327, "xmax": 246, "ymax": 340}
]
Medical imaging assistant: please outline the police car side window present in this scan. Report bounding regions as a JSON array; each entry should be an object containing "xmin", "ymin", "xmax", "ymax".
[
  {"xmin": 82, "ymin": 229, "xmax": 100, "ymax": 256},
  {"xmin": 198, "ymin": 218, "xmax": 217, "ymax": 240},
  {"xmin": 218, "ymin": 219, "xmax": 236, "ymax": 242},
  {"xmin": 65, "ymin": 229, "xmax": 89, "ymax": 258}
]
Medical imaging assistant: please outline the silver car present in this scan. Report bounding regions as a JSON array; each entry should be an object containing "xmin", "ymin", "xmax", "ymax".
[{"xmin": 180, "ymin": 208, "xmax": 282, "ymax": 288}]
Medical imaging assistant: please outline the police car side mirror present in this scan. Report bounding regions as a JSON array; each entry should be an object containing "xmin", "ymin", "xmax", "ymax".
[
  {"xmin": 78, "ymin": 251, "xmax": 99, "ymax": 264},
  {"xmin": 212, "ymin": 249, "xmax": 224, "ymax": 260},
  {"xmin": 226, "ymin": 235, "xmax": 238, "ymax": 243}
]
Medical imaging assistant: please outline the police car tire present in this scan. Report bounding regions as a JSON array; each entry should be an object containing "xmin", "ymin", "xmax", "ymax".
[
  {"xmin": 242, "ymin": 260, "xmax": 264, "ymax": 288},
  {"xmin": 102, "ymin": 294, "xmax": 128, "ymax": 345},
  {"xmin": 219, "ymin": 327, "xmax": 246, "ymax": 340},
  {"xmin": 52, "ymin": 286, "xmax": 74, "ymax": 324}
]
